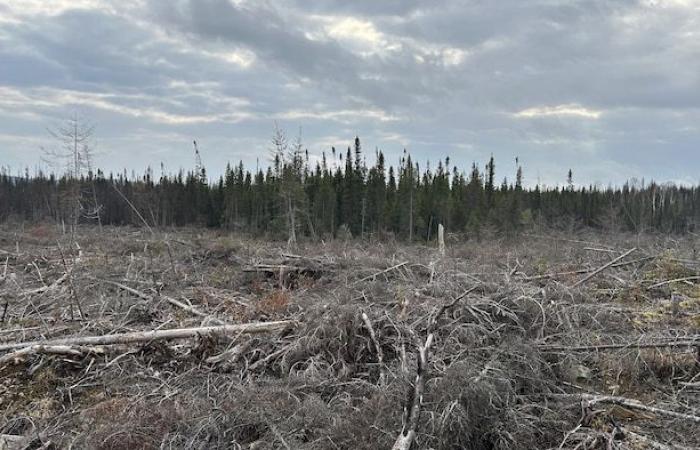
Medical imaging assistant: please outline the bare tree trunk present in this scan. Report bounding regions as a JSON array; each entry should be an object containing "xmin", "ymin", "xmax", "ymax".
[
  {"xmin": 305, "ymin": 210, "xmax": 317, "ymax": 241},
  {"xmin": 72, "ymin": 118, "xmax": 80, "ymax": 237},
  {"xmin": 287, "ymin": 195, "xmax": 297, "ymax": 248},
  {"xmin": 408, "ymin": 189, "xmax": 413, "ymax": 242},
  {"xmin": 438, "ymin": 223, "xmax": 445, "ymax": 256},
  {"xmin": 111, "ymin": 183, "xmax": 154, "ymax": 235},
  {"xmin": 361, "ymin": 197, "xmax": 366, "ymax": 240},
  {"xmin": 91, "ymin": 178, "xmax": 102, "ymax": 232}
]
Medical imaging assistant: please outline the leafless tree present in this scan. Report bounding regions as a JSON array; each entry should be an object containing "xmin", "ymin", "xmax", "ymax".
[
  {"xmin": 42, "ymin": 114, "xmax": 102, "ymax": 235},
  {"xmin": 271, "ymin": 124, "xmax": 307, "ymax": 248}
]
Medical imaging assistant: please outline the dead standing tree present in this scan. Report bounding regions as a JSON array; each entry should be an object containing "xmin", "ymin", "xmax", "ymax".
[
  {"xmin": 42, "ymin": 114, "xmax": 102, "ymax": 237},
  {"xmin": 272, "ymin": 125, "xmax": 308, "ymax": 249}
]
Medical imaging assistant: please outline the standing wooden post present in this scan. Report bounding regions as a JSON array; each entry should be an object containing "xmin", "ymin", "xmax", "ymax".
[{"xmin": 438, "ymin": 223, "xmax": 445, "ymax": 256}]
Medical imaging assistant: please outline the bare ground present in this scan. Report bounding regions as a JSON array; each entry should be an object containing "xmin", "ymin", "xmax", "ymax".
[{"xmin": 0, "ymin": 224, "xmax": 698, "ymax": 449}]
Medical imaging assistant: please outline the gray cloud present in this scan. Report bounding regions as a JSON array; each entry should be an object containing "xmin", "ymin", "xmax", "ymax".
[{"xmin": 0, "ymin": 0, "xmax": 699, "ymax": 186}]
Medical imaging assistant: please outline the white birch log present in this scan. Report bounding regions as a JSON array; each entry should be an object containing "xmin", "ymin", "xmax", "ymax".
[{"xmin": 0, "ymin": 321, "xmax": 296, "ymax": 352}]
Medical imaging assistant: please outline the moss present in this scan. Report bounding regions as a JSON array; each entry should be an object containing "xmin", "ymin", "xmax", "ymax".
[
  {"xmin": 690, "ymin": 314, "xmax": 700, "ymax": 327},
  {"xmin": 645, "ymin": 253, "xmax": 697, "ymax": 282},
  {"xmin": 641, "ymin": 310, "xmax": 663, "ymax": 320},
  {"xmin": 534, "ymin": 258, "xmax": 549, "ymax": 275},
  {"xmin": 615, "ymin": 286, "xmax": 646, "ymax": 304},
  {"xmin": 0, "ymin": 365, "xmax": 62, "ymax": 420}
]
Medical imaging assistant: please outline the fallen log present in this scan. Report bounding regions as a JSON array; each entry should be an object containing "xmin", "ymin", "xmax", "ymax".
[
  {"xmin": 624, "ymin": 430, "xmax": 696, "ymax": 450},
  {"xmin": 0, "ymin": 433, "xmax": 48, "ymax": 450},
  {"xmin": 101, "ymin": 279, "xmax": 216, "ymax": 321},
  {"xmin": 539, "ymin": 337, "xmax": 700, "ymax": 352},
  {"xmin": 361, "ymin": 311, "xmax": 386, "ymax": 385},
  {"xmin": 522, "ymin": 254, "xmax": 653, "ymax": 282},
  {"xmin": 549, "ymin": 393, "xmax": 700, "ymax": 424},
  {"xmin": 646, "ymin": 276, "xmax": 700, "ymax": 290},
  {"xmin": 23, "ymin": 272, "xmax": 68, "ymax": 295},
  {"xmin": 355, "ymin": 261, "xmax": 408, "ymax": 284},
  {"xmin": 570, "ymin": 248, "xmax": 636, "ymax": 288},
  {"xmin": 243, "ymin": 264, "xmax": 301, "ymax": 273},
  {"xmin": 243, "ymin": 264, "xmax": 320, "ymax": 275},
  {"xmin": 0, "ymin": 321, "xmax": 296, "ymax": 353},
  {"xmin": 0, "ymin": 344, "xmax": 105, "ymax": 366}
]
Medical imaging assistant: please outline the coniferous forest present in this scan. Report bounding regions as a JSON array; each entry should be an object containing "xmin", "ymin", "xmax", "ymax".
[{"xmin": 2, "ymin": 135, "xmax": 699, "ymax": 238}]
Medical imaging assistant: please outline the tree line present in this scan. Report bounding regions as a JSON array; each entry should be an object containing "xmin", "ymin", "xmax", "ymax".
[{"xmin": 2, "ymin": 132, "xmax": 699, "ymax": 240}]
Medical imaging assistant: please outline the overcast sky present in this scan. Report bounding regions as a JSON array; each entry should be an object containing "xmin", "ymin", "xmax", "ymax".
[{"xmin": 1, "ymin": 0, "xmax": 699, "ymax": 186}]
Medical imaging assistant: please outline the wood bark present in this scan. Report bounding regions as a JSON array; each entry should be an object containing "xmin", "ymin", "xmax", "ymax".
[
  {"xmin": 391, "ymin": 287, "xmax": 477, "ymax": 450},
  {"xmin": 0, "ymin": 321, "xmax": 295, "ymax": 352},
  {"xmin": 539, "ymin": 337, "xmax": 700, "ymax": 352}
]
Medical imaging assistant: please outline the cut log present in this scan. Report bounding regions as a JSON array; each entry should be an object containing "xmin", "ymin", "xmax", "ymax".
[
  {"xmin": 0, "ymin": 344, "xmax": 105, "ymax": 366},
  {"xmin": 546, "ymin": 393, "xmax": 700, "ymax": 423},
  {"xmin": 0, "ymin": 321, "xmax": 296, "ymax": 353},
  {"xmin": 243, "ymin": 264, "xmax": 319, "ymax": 279}
]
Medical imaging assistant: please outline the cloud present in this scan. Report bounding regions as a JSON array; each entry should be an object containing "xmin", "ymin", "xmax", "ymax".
[
  {"xmin": 0, "ymin": 0, "xmax": 699, "ymax": 185},
  {"xmin": 0, "ymin": 86, "xmax": 254, "ymax": 125},
  {"xmin": 514, "ymin": 105, "xmax": 604, "ymax": 119},
  {"xmin": 323, "ymin": 17, "xmax": 388, "ymax": 50},
  {"xmin": 277, "ymin": 107, "xmax": 399, "ymax": 124}
]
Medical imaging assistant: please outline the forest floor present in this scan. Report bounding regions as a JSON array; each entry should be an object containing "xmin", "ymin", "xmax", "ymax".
[{"xmin": 0, "ymin": 224, "xmax": 699, "ymax": 449}]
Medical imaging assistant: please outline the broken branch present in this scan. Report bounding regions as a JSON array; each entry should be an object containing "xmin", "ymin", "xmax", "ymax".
[{"xmin": 570, "ymin": 248, "xmax": 637, "ymax": 288}]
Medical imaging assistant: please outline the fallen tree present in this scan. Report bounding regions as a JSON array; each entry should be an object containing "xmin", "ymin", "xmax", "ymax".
[{"xmin": 0, "ymin": 320, "xmax": 296, "ymax": 353}]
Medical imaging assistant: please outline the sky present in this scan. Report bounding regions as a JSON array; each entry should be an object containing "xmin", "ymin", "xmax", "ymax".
[{"xmin": 0, "ymin": 0, "xmax": 699, "ymax": 187}]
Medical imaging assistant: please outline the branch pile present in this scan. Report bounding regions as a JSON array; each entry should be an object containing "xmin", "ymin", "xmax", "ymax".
[{"xmin": 0, "ymin": 227, "xmax": 698, "ymax": 449}]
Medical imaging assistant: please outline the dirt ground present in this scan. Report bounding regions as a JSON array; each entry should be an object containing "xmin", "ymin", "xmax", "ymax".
[{"xmin": 0, "ymin": 224, "xmax": 698, "ymax": 449}]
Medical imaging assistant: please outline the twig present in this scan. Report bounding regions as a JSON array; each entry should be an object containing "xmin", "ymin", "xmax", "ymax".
[
  {"xmin": 1, "ymin": 255, "xmax": 8, "ymax": 279},
  {"xmin": 57, "ymin": 240, "xmax": 85, "ymax": 320},
  {"xmin": 268, "ymin": 421, "xmax": 292, "ymax": 450},
  {"xmin": 361, "ymin": 311, "xmax": 386, "ymax": 385},
  {"xmin": 101, "ymin": 279, "xmax": 219, "ymax": 322},
  {"xmin": 24, "ymin": 272, "xmax": 68, "ymax": 295},
  {"xmin": 355, "ymin": 261, "xmax": 408, "ymax": 284},
  {"xmin": 557, "ymin": 424, "xmax": 582, "ymax": 449},
  {"xmin": 205, "ymin": 339, "xmax": 253, "ymax": 365}
]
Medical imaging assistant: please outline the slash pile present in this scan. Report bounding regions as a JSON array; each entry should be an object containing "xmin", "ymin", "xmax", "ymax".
[{"xmin": 1, "ymin": 225, "xmax": 698, "ymax": 449}]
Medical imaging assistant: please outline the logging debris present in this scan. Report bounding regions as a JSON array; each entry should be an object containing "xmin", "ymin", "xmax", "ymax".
[{"xmin": 0, "ymin": 226, "xmax": 698, "ymax": 449}]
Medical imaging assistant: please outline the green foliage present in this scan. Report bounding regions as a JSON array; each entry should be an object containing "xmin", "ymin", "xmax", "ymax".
[{"xmin": 2, "ymin": 137, "xmax": 700, "ymax": 238}]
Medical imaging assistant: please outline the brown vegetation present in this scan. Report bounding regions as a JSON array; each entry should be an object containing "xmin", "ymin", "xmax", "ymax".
[{"xmin": 0, "ymin": 225, "xmax": 699, "ymax": 449}]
